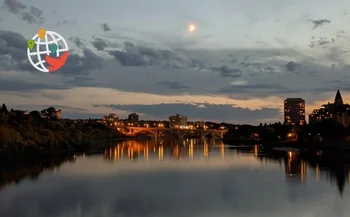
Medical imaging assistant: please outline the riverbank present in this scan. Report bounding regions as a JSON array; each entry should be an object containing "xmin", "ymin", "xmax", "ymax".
[{"xmin": 225, "ymin": 137, "xmax": 350, "ymax": 158}]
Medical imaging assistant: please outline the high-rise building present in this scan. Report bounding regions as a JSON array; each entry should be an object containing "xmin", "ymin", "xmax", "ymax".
[
  {"xmin": 128, "ymin": 113, "xmax": 139, "ymax": 123},
  {"xmin": 284, "ymin": 98, "xmax": 305, "ymax": 125},
  {"xmin": 169, "ymin": 114, "xmax": 187, "ymax": 128}
]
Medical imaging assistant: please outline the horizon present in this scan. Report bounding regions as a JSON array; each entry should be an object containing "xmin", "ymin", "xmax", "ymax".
[{"xmin": 1, "ymin": 0, "xmax": 350, "ymax": 124}]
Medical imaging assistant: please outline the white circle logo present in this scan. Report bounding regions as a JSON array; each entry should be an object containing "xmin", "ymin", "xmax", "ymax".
[{"xmin": 27, "ymin": 29, "xmax": 69, "ymax": 73}]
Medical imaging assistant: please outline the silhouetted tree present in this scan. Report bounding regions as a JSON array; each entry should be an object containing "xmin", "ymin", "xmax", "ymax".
[{"xmin": 1, "ymin": 104, "xmax": 7, "ymax": 113}]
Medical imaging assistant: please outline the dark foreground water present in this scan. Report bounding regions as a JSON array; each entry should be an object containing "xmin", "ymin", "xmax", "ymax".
[{"xmin": 1, "ymin": 139, "xmax": 350, "ymax": 217}]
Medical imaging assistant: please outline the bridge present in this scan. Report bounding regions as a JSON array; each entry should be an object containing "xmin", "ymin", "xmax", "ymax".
[{"xmin": 116, "ymin": 126, "xmax": 228, "ymax": 140}]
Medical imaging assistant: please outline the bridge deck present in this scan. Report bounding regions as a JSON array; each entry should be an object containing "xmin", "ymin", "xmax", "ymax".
[{"xmin": 124, "ymin": 126, "xmax": 228, "ymax": 132}]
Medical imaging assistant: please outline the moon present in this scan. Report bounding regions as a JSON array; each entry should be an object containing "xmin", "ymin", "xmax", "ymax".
[{"xmin": 188, "ymin": 24, "xmax": 196, "ymax": 32}]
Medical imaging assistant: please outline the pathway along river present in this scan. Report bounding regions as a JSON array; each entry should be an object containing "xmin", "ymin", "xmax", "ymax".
[{"xmin": 1, "ymin": 139, "xmax": 350, "ymax": 217}]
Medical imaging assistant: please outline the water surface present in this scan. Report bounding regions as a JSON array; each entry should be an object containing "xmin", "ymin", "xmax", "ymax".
[{"xmin": 1, "ymin": 139, "xmax": 350, "ymax": 217}]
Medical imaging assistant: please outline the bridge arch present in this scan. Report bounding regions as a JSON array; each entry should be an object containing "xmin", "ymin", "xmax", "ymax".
[
  {"xmin": 125, "ymin": 127, "xmax": 158, "ymax": 137},
  {"xmin": 202, "ymin": 131, "xmax": 225, "ymax": 139}
]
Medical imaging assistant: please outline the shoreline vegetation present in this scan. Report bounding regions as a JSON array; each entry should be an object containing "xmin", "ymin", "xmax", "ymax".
[
  {"xmin": 1, "ymin": 104, "xmax": 350, "ymax": 160},
  {"xmin": 0, "ymin": 104, "xmax": 134, "ymax": 160}
]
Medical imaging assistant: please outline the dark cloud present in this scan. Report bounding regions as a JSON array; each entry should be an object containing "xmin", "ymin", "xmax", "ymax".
[
  {"xmin": 4, "ymin": 0, "xmax": 26, "ymax": 13},
  {"xmin": 286, "ymin": 61, "xmax": 299, "ymax": 71},
  {"xmin": 69, "ymin": 37, "xmax": 84, "ymax": 48},
  {"xmin": 108, "ymin": 41, "xmax": 176, "ymax": 67},
  {"xmin": 211, "ymin": 66, "xmax": 242, "ymax": 78},
  {"xmin": 96, "ymin": 103, "xmax": 281, "ymax": 122},
  {"xmin": 314, "ymin": 80, "xmax": 350, "ymax": 92},
  {"xmin": 4, "ymin": 0, "xmax": 44, "ymax": 24},
  {"xmin": 156, "ymin": 81, "xmax": 190, "ymax": 89},
  {"xmin": 59, "ymin": 49, "xmax": 103, "ymax": 74},
  {"xmin": 0, "ymin": 79, "xmax": 68, "ymax": 91},
  {"xmin": 91, "ymin": 37, "xmax": 108, "ymax": 51},
  {"xmin": 309, "ymin": 37, "xmax": 334, "ymax": 48},
  {"xmin": 102, "ymin": 23, "xmax": 111, "ymax": 32},
  {"xmin": 0, "ymin": 30, "xmax": 31, "ymax": 70},
  {"xmin": 310, "ymin": 19, "xmax": 331, "ymax": 29},
  {"xmin": 107, "ymin": 41, "xmax": 220, "ymax": 74}
]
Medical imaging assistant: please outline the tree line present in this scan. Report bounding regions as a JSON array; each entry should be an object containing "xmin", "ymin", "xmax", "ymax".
[{"xmin": 0, "ymin": 104, "xmax": 123, "ymax": 159}]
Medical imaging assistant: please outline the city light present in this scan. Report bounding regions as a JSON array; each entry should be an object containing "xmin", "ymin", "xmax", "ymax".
[{"xmin": 101, "ymin": 113, "xmax": 228, "ymax": 140}]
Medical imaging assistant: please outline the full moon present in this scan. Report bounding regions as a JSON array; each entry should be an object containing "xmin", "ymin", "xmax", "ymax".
[{"xmin": 188, "ymin": 24, "xmax": 196, "ymax": 32}]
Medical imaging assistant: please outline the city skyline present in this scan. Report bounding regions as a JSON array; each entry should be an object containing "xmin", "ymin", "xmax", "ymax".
[{"xmin": 2, "ymin": 0, "xmax": 350, "ymax": 124}]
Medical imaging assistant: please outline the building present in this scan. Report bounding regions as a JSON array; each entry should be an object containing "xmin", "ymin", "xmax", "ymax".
[
  {"xmin": 284, "ymin": 98, "xmax": 305, "ymax": 125},
  {"xmin": 309, "ymin": 90, "xmax": 350, "ymax": 127},
  {"xmin": 309, "ymin": 106, "xmax": 332, "ymax": 123},
  {"xmin": 195, "ymin": 121, "xmax": 205, "ymax": 128},
  {"xmin": 103, "ymin": 113, "xmax": 119, "ymax": 125},
  {"xmin": 128, "ymin": 113, "xmax": 139, "ymax": 123},
  {"xmin": 169, "ymin": 114, "xmax": 188, "ymax": 128},
  {"xmin": 41, "ymin": 107, "xmax": 62, "ymax": 119},
  {"xmin": 103, "ymin": 113, "xmax": 119, "ymax": 122}
]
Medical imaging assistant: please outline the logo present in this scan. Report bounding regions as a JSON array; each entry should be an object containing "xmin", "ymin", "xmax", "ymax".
[{"xmin": 27, "ymin": 28, "xmax": 69, "ymax": 73}]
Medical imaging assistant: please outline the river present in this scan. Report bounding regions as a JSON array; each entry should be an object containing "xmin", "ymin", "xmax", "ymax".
[{"xmin": 1, "ymin": 139, "xmax": 350, "ymax": 217}]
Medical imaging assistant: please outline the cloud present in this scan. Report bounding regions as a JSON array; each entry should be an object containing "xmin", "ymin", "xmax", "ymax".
[
  {"xmin": 4, "ymin": 0, "xmax": 44, "ymax": 24},
  {"xmin": 309, "ymin": 37, "xmax": 335, "ymax": 48},
  {"xmin": 0, "ymin": 30, "xmax": 32, "ymax": 71},
  {"xmin": 69, "ymin": 37, "xmax": 84, "ymax": 48},
  {"xmin": 230, "ymin": 81, "xmax": 248, "ymax": 86},
  {"xmin": 101, "ymin": 23, "xmax": 111, "ymax": 32},
  {"xmin": 211, "ymin": 66, "xmax": 242, "ymax": 78},
  {"xmin": 108, "ymin": 41, "xmax": 177, "ymax": 67},
  {"xmin": 156, "ymin": 81, "xmax": 190, "ymax": 89},
  {"xmin": 96, "ymin": 103, "xmax": 281, "ymax": 123},
  {"xmin": 0, "ymin": 79, "xmax": 67, "ymax": 92},
  {"xmin": 285, "ymin": 61, "xmax": 299, "ymax": 71},
  {"xmin": 218, "ymin": 83, "xmax": 294, "ymax": 97},
  {"xmin": 310, "ymin": 19, "xmax": 331, "ymax": 29},
  {"xmin": 57, "ymin": 20, "xmax": 77, "ymax": 26},
  {"xmin": 91, "ymin": 37, "xmax": 109, "ymax": 51},
  {"xmin": 59, "ymin": 49, "xmax": 103, "ymax": 75}
]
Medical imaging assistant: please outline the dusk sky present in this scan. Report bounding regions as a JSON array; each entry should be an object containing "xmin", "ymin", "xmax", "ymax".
[{"xmin": 1, "ymin": 0, "xmax": 350, "ymax": 124}]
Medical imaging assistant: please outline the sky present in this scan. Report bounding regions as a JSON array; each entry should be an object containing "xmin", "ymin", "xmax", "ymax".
[{"xmin": 1, "ymin": 0, "xmax": 350, "ymax": 124}]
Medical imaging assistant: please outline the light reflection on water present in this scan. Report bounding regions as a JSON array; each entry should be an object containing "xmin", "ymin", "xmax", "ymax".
[
  {"xmin": 1, "ymin": 139, "xmax": 350, "ymax": 217},
  {"xmin": 103, "ymin": 139, "xmax": 224, "ymax": 162}
]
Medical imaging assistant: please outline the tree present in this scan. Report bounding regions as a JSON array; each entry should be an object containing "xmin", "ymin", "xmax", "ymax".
[
  {"xmin": 29, "ymin": 111, "xmax": 41, "ymax": 118},
  {"xmin": 1, "ymin": 103, "xmax": 8, "ymax": 113}
]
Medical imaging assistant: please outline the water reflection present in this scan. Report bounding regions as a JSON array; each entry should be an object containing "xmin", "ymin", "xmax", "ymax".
[
  {"xmin": 0, "ymin": 155, "xmax": 75, "ymax": 190},
  {"xmin": 254, "ymin": 145, "xmax": 350, "ymax": 196},
  {"xmin": 103, "ymin": 139, "xmax": 223, "ymax": 161},
  {"xmin": 2, "ymin": 141, "xmax": 350, "ymax": 217}
]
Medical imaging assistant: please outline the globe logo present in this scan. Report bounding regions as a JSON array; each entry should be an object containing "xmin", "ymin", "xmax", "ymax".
[{"xmin": 27, "ymin": 28, "xmax": 69, "ymax": 73}]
